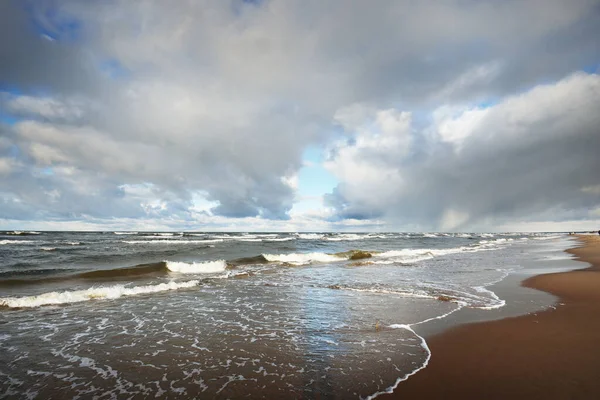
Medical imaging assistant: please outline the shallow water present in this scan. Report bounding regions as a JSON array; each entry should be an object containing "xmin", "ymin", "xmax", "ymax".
[{"xmin": 0, "ymin": 231, "xmax": 568, "ymax": 398}]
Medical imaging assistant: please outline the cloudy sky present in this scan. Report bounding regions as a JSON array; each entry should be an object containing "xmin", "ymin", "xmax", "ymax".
[{"xmin": 1, "ymin": 0, "xmax": 599, "ymax": 232}]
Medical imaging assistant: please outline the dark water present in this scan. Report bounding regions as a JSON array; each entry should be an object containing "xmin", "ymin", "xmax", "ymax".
[{"xmin": 0, "ymin": 231, "xmax": 567, "ymax": 398}]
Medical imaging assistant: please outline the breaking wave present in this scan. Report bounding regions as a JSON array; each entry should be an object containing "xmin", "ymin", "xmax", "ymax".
[
  {"xmin": 0, "ymin": 240, "xmax": 36, "ymax": 245},
  {"xmin": 262, "ymin": 252, "xmax": 345, "ymax": 265},
  {"xmin": 0, "ymin": 280, "xmax": 200, "ymax": 308},
  {"xmin": 164, "ymin": 260, "xmax": 227, "ymax": 274},
  {"xmin": 296, "ymin": 233, "xmax": 325, "ymax": 240}
]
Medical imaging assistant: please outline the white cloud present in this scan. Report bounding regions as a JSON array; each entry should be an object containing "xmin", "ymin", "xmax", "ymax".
[
  {"xmin": 0, "ymin": 158, "xmax": 14, "ymax": 176},
  {"xmin": 1, "ymin": 1, "xmax": 599, "ymax": 230},
  {"xmin": 325, "ymin": 72, "xmax": 600, "ymax": 230},
  {"xmin": 4, "ymin": 94, "xmax": 84, "ymax": 121}
]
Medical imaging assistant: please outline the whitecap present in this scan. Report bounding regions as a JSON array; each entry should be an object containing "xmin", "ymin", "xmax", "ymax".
[
  {"xmin": 262, "ymin": 252, "xmax": 344, "ymax": 265},
  {"xmin": 165, "ymin": 260, "xmax": 227, "ymax": 274},
  {"xmin": 0, "ymin": 240, "xmax": 36, "ymax": 245},
  {"xmin": 123, "ymin": 239, "xmax": 222, "ymax": 244},
  {"xmin": 0, "ymin": 280, "xmax": 200, "ymax": 308},
  {"xmin": 297, "ymin": 233, "xmax": 324, "ymax": 240}
]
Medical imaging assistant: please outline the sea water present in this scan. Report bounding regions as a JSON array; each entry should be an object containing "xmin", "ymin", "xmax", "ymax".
[{"xmin": 0, "ymin": 231, "xmax": 572, "ymax": 398}]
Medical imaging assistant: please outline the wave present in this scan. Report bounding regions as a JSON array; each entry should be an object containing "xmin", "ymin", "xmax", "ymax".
[
  {"xmin": 0, "ymin": 259, "xmax": 231, "ymax": 287},
  {"xmin": 372, "ymin": 242, "xmax": 505, "ymax": 264},
  {"xmin": 113, "ymin": 231, "xmax": 138, "ymax": 235},
  {"xmin": 327, "ymin": 285, "xmax": 437, "ymax": 300},
  {"xmin": 4, "ymin": 231, "xmax": 41, "ymax": 236},
  {"xmin": 371, "ymin": 248, "xmax": 464, "ymax": 264},
  {"xmin": 227, "ymin": 255, "xmax": 269, "ymax": 267},
  {"xmin": 262, "ymin": 252, "xmax": 344, "ymax": 265},
  {"xmin": 326, "ymin": 282, "xmax": 504, "ymax": 310},
  {"xmin": 0, "ymin": 263, "xmax": 167, "ymax": 287},
  {"xmin": 297, "ymin": 233, "xmax": 325, "ymax": 240},
  {"xmin": 325, "ymin": 233, "xmax": 367, "ymax": 241},
  {"xmin": 262, "ymin": 244, "xmax": 495, "ymax": 266},
  {"xmin": 78, "ymin": 262, "xmax": 167, "ymax": 279},
  {"xmin": 0, "ymin": 240, "xmax": 36, "ymax": 245},
  {"xmin": 164, "ymin": 260, "xmax": 227, "ymax": 274},
  {"xmin": 0, "ymin": 268, "xmax": 73, "ymax": 279},
  {"xmin": 0, "ymin": 280, "xmax": 201, "ymax": 308},
  {"xmin": 531, "ymin": 235, "xmax": 563, "ymax": 241},
  {"xmin": 422, "ymin": 233, "xmax": 439, "ymax": 238},
  {"xmin": 251, "ymin": 234, "xmax": 279, "ymax": 238},
  {"xmin": 40, "ymin": 247, "xmax": 56, "ymax": 251},
  {"xmin": 454, "ymin": 233, "xmax": 473, "ymax": 238},
  {"xmin": 122, "ymin": 239, "xmax": 222, "ymax": 244}
]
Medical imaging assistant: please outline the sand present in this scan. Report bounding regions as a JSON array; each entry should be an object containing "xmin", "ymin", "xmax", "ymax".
[{"xmin": 387, "ymin": 235, "xmax": 600, "ymax": 399}]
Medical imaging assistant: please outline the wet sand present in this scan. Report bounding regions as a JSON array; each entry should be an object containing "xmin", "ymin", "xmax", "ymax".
[{"xmin": 388, "ymin": 235, "xmax": 600, "ymax": 399}]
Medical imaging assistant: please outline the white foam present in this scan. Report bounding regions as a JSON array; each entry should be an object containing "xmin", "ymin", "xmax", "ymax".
[
  {"xmin": 165, "ymin": 260, "xmax": 227, "ymax": 274},
  {"xmin": 113, "ymin": 231, "xmax": 138, "ymax": 235},
  {"xmin": 0, "ymin": 240, "xmax": 36, "ymax": 245},
  {"xmin": 373, "ymin": 241, "xmax": 507, "ymax": 264},
  {"xmin": 455, "ymin": 233, "xmax": 472, "ymax": 238},
  {"xmin": 366, "ymin": 302, "xmax": 468, "ymax": 399},
  {"xmin": 472, "ymin": 286, "xmax": 506, "ymax": 310},
  {"xmin": 532, "ymin": 234, "xmax": 564, "ymax": 240},
  {"xmin": 366, "ymin": 324, "xmax": 431, "ymax": 400},
  {"xmin": 325, "ymin": 233, "xmax": 366, "ymax": 241},
  {"xmin": 262, "ymin": 252, "xmax": 344, "ymax": 265},
  {"xmin": 0, "ymin": 280, "xmax": 200, "ymax": 308},
  {"xmin": 374, "ymin": 247, "xmax": 467, "ymax": 263},
  {"xmin": 40, "ymin": 247, "xmax": 56, "ymax": 251},
  {"xmin": 338, "ymin": 287, "xmax": 436, "ymax": 300},
  {"xmin": 297, "ymin": 233, "xmax": 325, "ymax": 240},
  {"xmin": 123, "ymin": 239, "xmax": 222, "ymax": 244}
]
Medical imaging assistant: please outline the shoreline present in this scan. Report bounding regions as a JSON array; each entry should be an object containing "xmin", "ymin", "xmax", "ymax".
[{"xmin": 386, "ymin": 234, "xmax": 600, "ymax": 399}]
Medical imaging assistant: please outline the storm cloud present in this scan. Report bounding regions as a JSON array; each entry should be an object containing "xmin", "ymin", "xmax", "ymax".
[{"xmin": 1, "ymin": 0, "xmax": 599, "ymax": 230}]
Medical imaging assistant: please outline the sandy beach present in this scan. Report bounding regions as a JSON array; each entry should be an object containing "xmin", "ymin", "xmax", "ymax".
[{"xmin": 388, "ymin": 234, "xmax": 600, "ymax": 399}]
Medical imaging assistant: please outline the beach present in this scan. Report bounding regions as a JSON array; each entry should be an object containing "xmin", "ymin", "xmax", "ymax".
[{"xmin": 389, "ymin": 234, "xmax": 600, "ymax": 399}]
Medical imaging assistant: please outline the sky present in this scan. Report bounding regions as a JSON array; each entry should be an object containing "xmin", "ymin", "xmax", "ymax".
[{"xmin": 0, "ymin": 0, "xmax": 599, "ymax": 232}]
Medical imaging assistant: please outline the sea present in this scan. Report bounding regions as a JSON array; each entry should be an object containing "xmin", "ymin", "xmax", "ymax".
[{"xmin": 0, "ymin": 231, "xmax": 573, "ymax": 399}]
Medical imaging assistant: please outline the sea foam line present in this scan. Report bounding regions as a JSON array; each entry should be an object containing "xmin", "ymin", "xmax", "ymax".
[
  {"xmin": 0, "ymin": 280, "xmax": 200, "ymax": 308},
  {"xmin": 363, "ymin": 324, "xmax": 432, "ymax": 400},
  {"xmin": 365, "ymin": 304, "xmax": 465, "ymax": 400}
]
